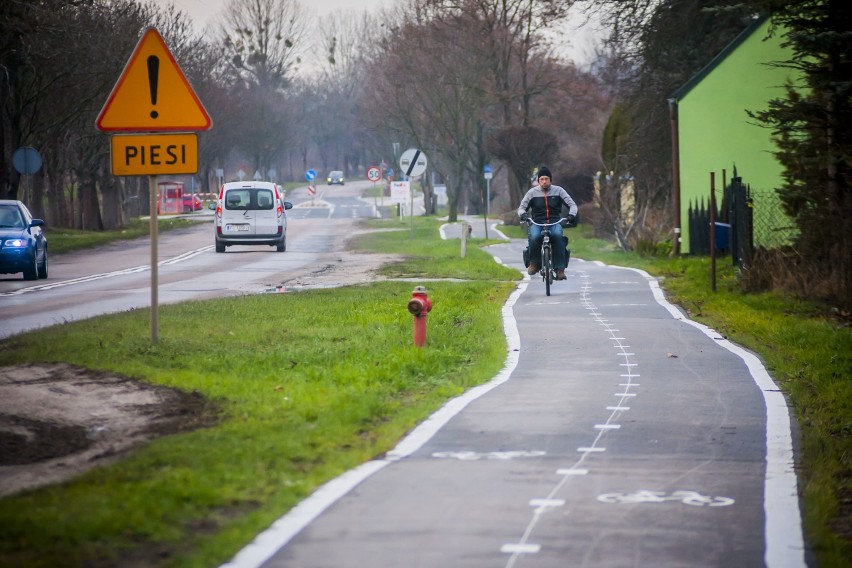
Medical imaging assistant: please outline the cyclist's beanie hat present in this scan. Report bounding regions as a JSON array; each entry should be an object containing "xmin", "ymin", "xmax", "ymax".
[{"xmin": 538, "ymin": 166, "xmax": 552, "ymax": 179}]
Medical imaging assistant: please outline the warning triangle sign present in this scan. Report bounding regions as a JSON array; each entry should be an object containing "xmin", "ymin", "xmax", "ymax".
[{"xmin": 96, "ymin": 27, "xmax": 212, "ymax": 132}]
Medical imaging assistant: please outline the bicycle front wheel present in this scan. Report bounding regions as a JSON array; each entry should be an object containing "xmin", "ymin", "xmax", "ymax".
[{"xmin": 542, "ymin": 245, "xmax": 552, "ymax": 296}]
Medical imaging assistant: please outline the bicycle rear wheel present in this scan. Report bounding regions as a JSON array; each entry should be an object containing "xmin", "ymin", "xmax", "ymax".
[{"xmin": 542, "ymin": 245, "xmax": 552, "ymax": 296}]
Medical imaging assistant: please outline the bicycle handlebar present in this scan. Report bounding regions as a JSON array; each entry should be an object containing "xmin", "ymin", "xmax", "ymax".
[{"xmin": 525, "ymin": 218, "xmax": 567, "ymax": 227}]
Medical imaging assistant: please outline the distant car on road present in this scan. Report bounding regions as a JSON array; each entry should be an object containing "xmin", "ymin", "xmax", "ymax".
[
  {"xmin": 327, "ymin": 171, "xmax": 345, "ymax": 185},
  {"xmin": 182, "ymin": 194, "xmax": 203, "ymax": 213},
  {"xmin": 213, "ymin": 182, "xmax": 293, "ymax": 253},
  {"xmin": 0, "ymin": 199, "xmax": 47, "ymax": 280}
]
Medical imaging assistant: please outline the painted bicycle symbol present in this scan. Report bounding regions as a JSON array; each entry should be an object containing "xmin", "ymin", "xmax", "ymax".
[{"xmin": 597, "ymin": 490, "xmax": 735, "ymax": 507}]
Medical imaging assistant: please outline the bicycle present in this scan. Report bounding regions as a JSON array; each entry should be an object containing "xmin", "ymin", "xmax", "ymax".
[
  {"xmin": 597, "ymin": 490, "xmax": 735, "ymax": 507},
  {"xmin": 525, "ymin": 218, "xmax": 568, "ymax": 296}
]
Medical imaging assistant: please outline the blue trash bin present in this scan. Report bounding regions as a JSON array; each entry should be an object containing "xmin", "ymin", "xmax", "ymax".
[{"xmin": 714, "ymin": 222, "xmax": 730, "ymax": 250}]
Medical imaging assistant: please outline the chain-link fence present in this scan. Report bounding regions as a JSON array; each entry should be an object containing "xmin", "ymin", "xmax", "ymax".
[{"xmin": 749, "ymin": 188, "xmax": 798, "ymax": 251}]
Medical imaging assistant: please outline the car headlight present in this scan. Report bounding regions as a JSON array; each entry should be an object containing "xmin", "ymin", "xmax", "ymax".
[{"xmin": 4, "ymin": 239, "xmax": 27, "ymax": 248}]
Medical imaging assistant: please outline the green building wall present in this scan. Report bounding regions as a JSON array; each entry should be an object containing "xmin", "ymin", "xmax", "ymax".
[{"xmin": 674, "ymin": 16, "xmax": 797, "ymax": 253}]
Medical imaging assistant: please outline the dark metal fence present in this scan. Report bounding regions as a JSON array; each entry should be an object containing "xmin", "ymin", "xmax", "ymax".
[
  {"xmin": 728, "ymin": 177, "xmax": 753, "ymax": 267},
  {"xmin": 689, "ymin": 176, "xmax": 797, "ymax": 267},
  {"xmin": 687, "ymin": 197, "xmax": 716, "ymax": 256}
]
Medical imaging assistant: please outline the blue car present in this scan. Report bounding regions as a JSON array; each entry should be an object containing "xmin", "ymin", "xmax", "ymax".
[{"xmin": 0, "ymin": 200, "xmax": 47, "ymax": 280}]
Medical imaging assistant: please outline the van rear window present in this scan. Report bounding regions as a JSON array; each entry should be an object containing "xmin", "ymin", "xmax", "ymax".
[
  {"xmin": 255, "ymin": 190, "xmax": 274, "ymax": 210},
  {"xmin": 224, "ymin": 188, "xmax": 275, "ymax": 210}
]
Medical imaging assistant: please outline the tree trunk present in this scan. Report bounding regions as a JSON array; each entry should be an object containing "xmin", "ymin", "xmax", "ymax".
[
  {"xmin": 30, "ymin": 170, "xmax": 45, "ymax": 219},
  {"xmin": 100, "ymin": 174, "xmax": 123, "ymax": 230},
  {"xmin": 78, "ymin": 173, "xmax": 103, "ymax": 230},
  {"xmin": 510, "ymin": 171, "xmax": 526, "ymax": 208}
]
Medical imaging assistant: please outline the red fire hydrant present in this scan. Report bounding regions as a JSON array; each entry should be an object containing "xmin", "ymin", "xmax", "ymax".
[{"xmin": 407, "ymin": 286, "xmax": 433, "ymax": 347}]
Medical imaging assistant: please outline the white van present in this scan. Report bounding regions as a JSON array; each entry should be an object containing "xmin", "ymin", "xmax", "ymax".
[{"xmin": 214, "ymin": 181, "xmax": 293, "ymax": 253}]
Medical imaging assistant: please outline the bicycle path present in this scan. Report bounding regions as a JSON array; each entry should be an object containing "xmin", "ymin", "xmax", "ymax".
[{"xmin": 222, "ymin": 239, "xmax": 805, "ymax": 568}]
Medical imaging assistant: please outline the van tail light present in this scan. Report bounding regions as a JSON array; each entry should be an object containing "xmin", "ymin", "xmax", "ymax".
[{"xmin": 274, "ymin": 186, "xmax": 284, "ymax": 219}]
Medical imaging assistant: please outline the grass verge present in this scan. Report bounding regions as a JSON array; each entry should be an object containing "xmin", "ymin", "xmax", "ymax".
[
  {"xmin": 0, "ymin": 217, "xmax": 518, "ymax": 567},
  {"xmin": 48, "ymin": 217, "xmax": 206, "ymax": 255}
]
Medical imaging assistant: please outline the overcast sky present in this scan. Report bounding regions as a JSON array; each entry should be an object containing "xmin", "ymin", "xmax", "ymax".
[
  {"xmin": 154, "ymin": 0, "xmax": 602, "ymax": 65},
  {"xmin": 161, "ymin": 0, "xmax": 389, "ymax": 32}
]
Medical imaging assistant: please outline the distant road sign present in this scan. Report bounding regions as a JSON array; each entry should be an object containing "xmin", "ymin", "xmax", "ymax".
[
  {"xmin": 306, "ymin": 169, "xmax": 317, "ymax": 181},
  {"xmin": 367, "ymin": 166, "xmax": 382, "ymax": 182},
  {"xmin": 390, "ymin": 181, "xmax": 410, "ymax": 203},
  {"xmin": 96, "ymin": 27, "xmax": 211, "ymax": 132},
  {"xmin": 399, "ymin": 148, "xmax": 427, "ymax": 178},
  {"xmin": 12, "ymin": 147, "xmax": 42, "ymax": 175}
]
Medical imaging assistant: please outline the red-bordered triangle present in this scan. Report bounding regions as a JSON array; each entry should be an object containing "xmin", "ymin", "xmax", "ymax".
[{"xmin": 96, "ymin": 27, "xmax": 212, "ymax": 132}]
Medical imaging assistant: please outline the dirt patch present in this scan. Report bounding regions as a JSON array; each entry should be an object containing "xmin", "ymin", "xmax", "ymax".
[
  {"xmin": 0, "ymin": 363, "xmax": 216, "ymax": 497},
  {"xmin": 278, "ymin": 250, "xmax": 403, "ymax": 290}
]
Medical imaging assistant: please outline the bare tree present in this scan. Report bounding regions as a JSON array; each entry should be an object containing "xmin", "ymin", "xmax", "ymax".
[
  {"xmin": 420, "ymin": 0, "xmax": 575, "ymax": 206},
  {"xmin": 0, "ymin": 0, "xmax": 162, "ymax": 228},
  {"xmin": 363, "ymin": 4, "xmax": 494, "ymax": 220},
  {"xmin": 487, "ymin": 125, "xmax": 556, "ymax": 195},
  {"xmin": 217, "ymin": 0, "xmax": 310, "ymax": 90},
  {"xmin": 311, "ymin": 10, "xmax": 375, "ymax": 175},
  {"xmin": 425, "ymin": 0, "xmax": 573, "ymax": 124}
]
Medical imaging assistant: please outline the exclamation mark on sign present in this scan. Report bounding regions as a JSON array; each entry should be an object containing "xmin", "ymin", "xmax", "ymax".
[{"xmin": 147, "ymin": 55, "xmax": 159, "ymax": 119}]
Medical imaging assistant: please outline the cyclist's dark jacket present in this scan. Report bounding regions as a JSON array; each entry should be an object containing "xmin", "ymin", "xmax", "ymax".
[{"xmin": 517, "ymin": 184, "xmax": 578, "ymax": 224}]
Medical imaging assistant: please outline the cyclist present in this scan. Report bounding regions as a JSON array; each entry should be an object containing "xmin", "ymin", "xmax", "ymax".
[{"xmin": 517, "ymin": 166, "xmax": 578, "ymax": 280}]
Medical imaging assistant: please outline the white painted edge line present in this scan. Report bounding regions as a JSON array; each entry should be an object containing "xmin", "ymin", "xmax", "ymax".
[
  {"xmin": 501, "ymin": 544, "xmax": 541, "ymax": 554},
  {"xmin": 489, "ymin": 222, "xmax": 511, "ymax": 240},
  {"xmin": 220, "ymin": 280, "xmax": 529, "ymax": 568},
  {"xmin": 218, "ymin": 460, "xmax": 388, "ymax": 568},
  {"xmin": 612, "ymin": 265, "xmax": 805, "ymax": 568},
  {"xmin": 530, "ymin": 498, "xmax": 565, "ymax": 507},
  {"xmin": 556, "ymin": 468, "xmax": 589, "ymax": 476},
  {"xmin": 0, "ymin": 246, "xmax": 214, "ymax": 296}
]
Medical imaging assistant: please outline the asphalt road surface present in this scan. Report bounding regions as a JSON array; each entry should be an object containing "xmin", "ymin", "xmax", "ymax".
[
  {"xmin": 0, "ymin": 182, "xmax": 384, "ymax": 339},
  {"xmin": 223, "ymin": 238, "xmax": 805, "ymax": 568}
]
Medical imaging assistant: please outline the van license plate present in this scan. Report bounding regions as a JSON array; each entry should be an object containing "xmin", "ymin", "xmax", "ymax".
[{"xmin": 226, "ymin": 224, "xmax": 250, "ymax": 232}]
